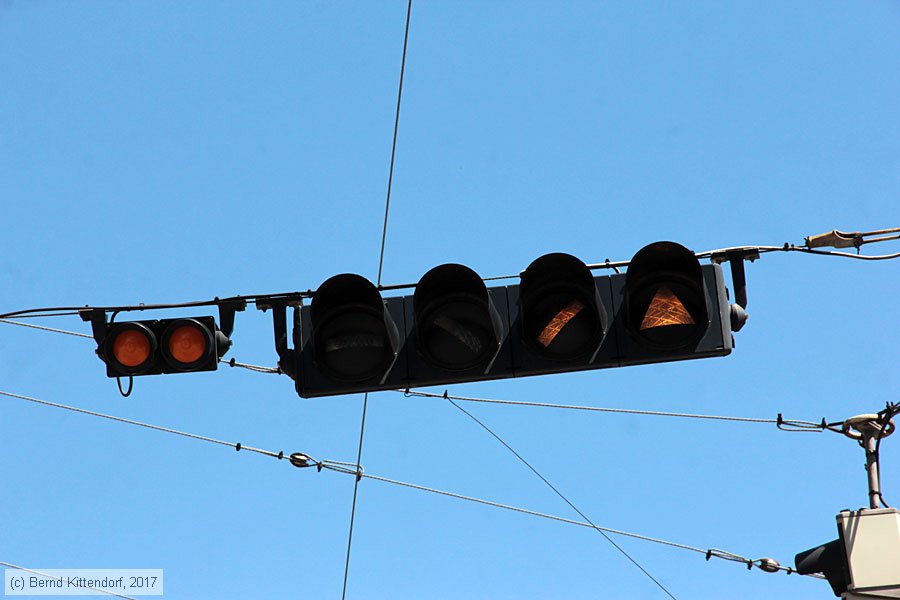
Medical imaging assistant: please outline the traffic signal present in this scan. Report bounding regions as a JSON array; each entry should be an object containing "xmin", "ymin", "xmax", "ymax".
[
  {"xmin": 795, "ymin": 538, "xmax": 850, "ymax": 597},
  {"xmin": 291, "ymin": 241, "xmax": 736, "ymax": 398},
  {"xmin": 614, "ymin": 241, "xmax": 732, "ymax": 367},
  {"xmin": 796, "ymin": 508, "xmax": 900, "ymax": 598},
  {"xmin": 296, "ymin": 273, "xmax": 405, "ymax": 396},
  {"xmin": 507, "ymin": 252, "xmax": 615, "ymax": 378},
  {"xmin": 89, "ymin": 315, "xmax": 233, "ymax": 378}
]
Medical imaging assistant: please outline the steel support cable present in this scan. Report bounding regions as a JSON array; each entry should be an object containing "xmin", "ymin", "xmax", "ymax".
[
  {"xmin": 1, "ymin": 389, "xmax": 822, "ymax": 581},
  {"xmin": 342, "ymin": 3, "xmax": 413, "ymax": 599},
  {"xmin": 0, "ymin": 562, "xmax": 139, "ymax": 600},
  {"xmin": 400, "ymin": 389, "xmax": 836, "ymax": 432},
  {"xmin": 4, "ymin": 236, "xmax": 898, "ymax": 322},
  {"xmin": 0, "ymin": 318, "xmax": 93, "ymax": 338},
  {"xmin": 445, "ymin": 396, "xmax": 679, "ymax": 600},
  {"xmin": 0, "ymin": 317, "xmax": 281, "ymax": 374},
  {"xmin": 0, "ymin": 314, "xmax": 837, "ymax": 432},
  {"xmin": 0, "ymin": 390, "xmax": 300, "ymax": 463},
  {"xmin": 318, "ymin": 470, "xmax": 820, "ymax": 578}
]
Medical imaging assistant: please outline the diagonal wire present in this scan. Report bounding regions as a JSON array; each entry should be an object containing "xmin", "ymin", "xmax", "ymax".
[
  {"xmin": 376, "ymin": 0, "xmax": 412, "ymax": 289},
  {"xmin": 401, "ymin": 389, "xmax": 836, "ymax": 432},
  {"xmin": 0, "ymin": 562, "xmax": 139, "ymax": 600},
  {"xmin": 341, "ymin": 391, "xmax": 369, "ymax": 600},
  {"xmin": 0, "ymin": 390, "xmax": 288, "ymax": 461},
  {"xmin": 1, "ymin": 388, "xmax": 820, "ymax": 581},
  {"xmin": 0, "ymin": 318, "xmax": 92, "ymax": 338},
  {"xmin": 343, "ymin": 3, "xmax": 413, "ymax": 599},
  {"xmin": 319, "ymin": 470, "xmax": 821, "ymax": 579},
  {"xmin": 445, "ymin": 395, "xmax": 679, "ymax": 599}
]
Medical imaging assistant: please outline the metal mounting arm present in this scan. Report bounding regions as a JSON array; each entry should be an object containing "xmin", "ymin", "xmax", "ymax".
[
  {"xmin": 256, "ymin": 298, "xmax": 299, "ymax": 380},
  {"xmin": 842, "ymin": 413, "xmax": 896, "ymax": 509},
  {"xmin": 709, "ymin": 249, "xmax": 759, "ymax": 332}
]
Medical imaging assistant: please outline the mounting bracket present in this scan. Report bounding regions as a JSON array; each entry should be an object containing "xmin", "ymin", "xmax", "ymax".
[{"xmin": 710, "ymin": 248, "xmax": 759, "ymax": 332}]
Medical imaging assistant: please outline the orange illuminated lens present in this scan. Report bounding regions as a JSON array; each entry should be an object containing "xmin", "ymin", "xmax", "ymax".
[
  {"xmin": 640, "ymin": 286, "xmax": 694, "ymax": 330},
  {"xmin": 113, "ymin": 330, "xmax": 152, "ymax": 367},
  {"xmin": 168, "ymin": 325, "xmax": 207, "ymax": 364},
  {"xmin": 538, "ymin": 300, "xmax": 585, "ymax": 347}
]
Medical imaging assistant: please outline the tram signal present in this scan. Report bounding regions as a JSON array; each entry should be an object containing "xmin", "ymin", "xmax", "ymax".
[
  {"xmin": 288, "ymin": 241, "xmax": 737, "ymax": 398},
  {"xmin": 83, "ymin": 305, "xmax": 242, "ymax": 380}
]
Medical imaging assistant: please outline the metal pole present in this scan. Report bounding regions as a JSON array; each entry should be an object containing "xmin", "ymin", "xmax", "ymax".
[
  {"xmin": 842, "ymin": 414, "xmax": 894, "ymax": 510},
  {"xmin": 862, "ymin": 429, "xmax": 882, "ymax": 510}
]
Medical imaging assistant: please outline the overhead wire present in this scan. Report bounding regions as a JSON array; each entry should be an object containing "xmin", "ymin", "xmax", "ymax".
[
  {"xmin": 0, "ymin": 562, "xmax": 139, "ymax": 600},
  {"xmin": 0, "ymin": 318, "xmax": 93, "ymax": 338},
  {"xmin": 0, "ymin": 318, "xmax": 283, "ymax": 374},
  {"xmin": 444, "ymin": 394, "xmax": 680, "ymax": 600},
  {"xmin": 0, "ymin": 316, "xmax": 841, "ymax": 433},
  {"xmin": 3, "ymin": 231, "xmax": 898, "ymax": 321},
  {"xmin": 400, "ymin": 389, "xmax": 839, "ymax": 433},
  {"xmin": 326, "ymin": 470, "xmax": 821, "ymax": 579},
  {"xmin": 0, "ymin": 390, "xmax": 291, "ymax": 463},
  {"xmin": 342, "ymin": 3, "xmax": 413, "ymax": 599},
  {"xmin": 0, "ymin": 387, "xmax": 825, "ymax": 581}
]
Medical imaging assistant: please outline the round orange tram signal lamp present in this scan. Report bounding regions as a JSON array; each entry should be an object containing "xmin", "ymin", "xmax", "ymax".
[
  {"xmin": 161, "ymin": 319, "xmax": 214, "ymax": 371},
  {"xmin": 106, "ymin": 323, "xmax": 157, "ymax": 374}
]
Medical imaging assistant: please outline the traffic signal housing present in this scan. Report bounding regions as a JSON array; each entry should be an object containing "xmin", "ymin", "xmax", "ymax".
[
  {"xmin": 291, "ymin": 241, "xmax": 736, "ymax": 398},
  {"xmin": 88, "ymin": 313, "xmax": 233, "ymax": 378},
  {"xmin": 296, "ymin": 273, "xmax": 405, "ymax": 396},
  {"xmin": 796, "ymin": 508, "xmax": 900, "ymax": 598}
]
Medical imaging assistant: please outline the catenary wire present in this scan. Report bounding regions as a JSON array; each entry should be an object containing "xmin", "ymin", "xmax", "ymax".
[
  {"xmin": 341, "ymin": 391, "xmax": 369, "ymax": 600},
  {"xmin": 220, "ymin": 358, "xmax": 281, "ymax": 374},
  {"xmin": 343, "ymin": 3, "xmax": 414, "ymax": 599},
  {"xmin": 0, "ymin": 562, "xmax": 139, "ymax": 600},
  {"xmin": 375, "ymin": 0, "xmax": 412, "ymax": 289},
  {"xmin": 3, "ymin": 235, "xmax": 898, "ymax": 320},
  {"xmin": 0, "ymin": 312, "xmax": 838, "ymax": 433},
  {"xmin": 320, "ymin": 470, "xmax": 821, "ymax": 578},
  {"xmin": 0, "ymin": 389, "xmax": 825, "ymax": 580},
  {"xmin": 0, "ymin": 318, "xmax": 93, "ymax": 338},
  {"xmin": 0, "ymin": 316, "xmax": 840, "ymax": 434},
  {"xmin": 445, "ymin": 395, "xmax": 680, "ymax": 600},
  {"xmin": 401, "ymin": 389, "xmax": 836, "ymax": 432},
  {"xmin": 0, "ymin": 315, "xmax": 283, "ymax": 375},
  {"xmin": 0, "ymin": 390, "xmax": 289, "ymax": 462}
]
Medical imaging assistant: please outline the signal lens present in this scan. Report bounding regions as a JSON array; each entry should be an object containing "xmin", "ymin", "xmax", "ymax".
[
  {"xmin": 526, "ymin": 291, "xmax": 599, "ymax": 359},
  {"xmin": 538, "ymin": 299, "xmax": 585, "ymax": 347},
  {"xmin": 167, "ymin": 324, "xmax": 208, "ymax": 364},
  {"xmin": 420, "ymin": 298, "xmax": 493, "ymax": 371},
  {"xmin": 113, "ymin": 329, "xmax": 152, "ymax": 367},
  {"xmin": 320, "ymin": 310, "xmax": 391, "ymax": 381},
  {"xmin": 640, "ymin": 287, "xmax": 695, "ymax": 330}
]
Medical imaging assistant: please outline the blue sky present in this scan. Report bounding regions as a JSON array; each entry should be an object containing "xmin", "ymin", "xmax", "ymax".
[{"xmin": 1, "ymin": 2, "xmax": 898, "ymax": 599}]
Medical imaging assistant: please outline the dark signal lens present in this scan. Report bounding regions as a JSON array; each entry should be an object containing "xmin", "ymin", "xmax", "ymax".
[
  {"xmin": 414, "ymin": 264, "xmax": 501, "ymax": 373},
  {"xmin": 419, "ymin": 298, "xmax": 493, "ymax": 371},
  {"xmin": 319, "ymin": 309, "xmax": 391, "ymax": 381}
]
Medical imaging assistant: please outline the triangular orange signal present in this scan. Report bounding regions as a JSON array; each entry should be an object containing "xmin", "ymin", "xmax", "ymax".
[{"xmin": 640, "ymin": 286, "xmax": 694, "ymax": 330}]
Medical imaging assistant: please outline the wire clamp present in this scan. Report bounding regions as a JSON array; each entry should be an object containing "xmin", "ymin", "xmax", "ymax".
[
  {"xmin": 841, "ymin": 414, "xmax": 894, "ymax": 442},
  {"xmin": 755, "ymin": 558, "xmax": 781, "ymax": 573},
  {"xmin": 289, "ymin": 453, "xmax": 313, "ymax": 468}
]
